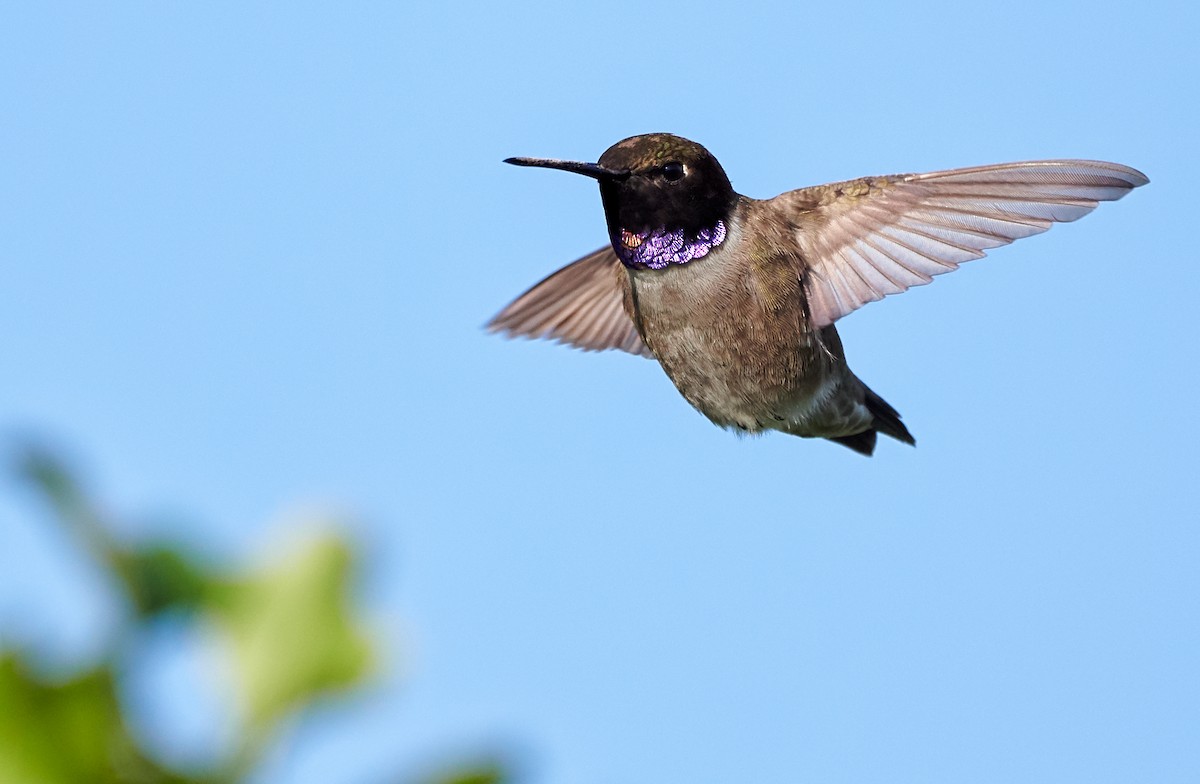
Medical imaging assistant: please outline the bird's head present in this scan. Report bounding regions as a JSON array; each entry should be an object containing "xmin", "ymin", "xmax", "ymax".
[{"xmin": 506, "ymin": 133, "xmax": 736, "ymax": 237}]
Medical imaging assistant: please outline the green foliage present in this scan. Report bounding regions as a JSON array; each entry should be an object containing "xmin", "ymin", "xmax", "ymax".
[
  {"xmin": 0, "ymin": 656, "xmax": 190, "ymax": 784},
  {"xmin": 17, "ymin": 450, "xmax": 212, "ymax": 619},
  {"xmin": 207, "ymin": 534, "xmax": 373, "ymax": 733},
  {"xmin": 423, "ymin": 761, "xmax": 510, "ymax": 784},
  {"xmin": 0, "ymin": 448, "xmax": 514, "ymax": 784}
]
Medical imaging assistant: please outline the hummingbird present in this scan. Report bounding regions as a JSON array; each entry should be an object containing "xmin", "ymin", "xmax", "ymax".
[{"xmin": 489, "ymin": 133, "xmax": 1146, "ymax": 455}]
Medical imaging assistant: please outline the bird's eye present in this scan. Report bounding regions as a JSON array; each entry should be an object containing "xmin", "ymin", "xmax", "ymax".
[{"xmin": 661, "ymin": 162, "xmax": 686, "ymax": 182}]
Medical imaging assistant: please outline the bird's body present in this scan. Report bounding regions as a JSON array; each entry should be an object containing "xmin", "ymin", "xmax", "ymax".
[
  {"xmin": 620, "ymin": 199, "xmax": 889, "ymax": 449},
  {"xmin": 492, "ymin": 134, "xmax": 1146, "ymax": 455}
]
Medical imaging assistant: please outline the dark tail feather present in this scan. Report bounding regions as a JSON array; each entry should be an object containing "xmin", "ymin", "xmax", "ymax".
[
  {"xmin": 863, "ymin": 385, "xmax": 916, "ymax": 447},
  {"xmin": 829, "ymin": 430, "xmax": 878, "ymax": 456},
  {"xmin": 827, "ymin": 385, "xmax": 916, "ymax": 456}
]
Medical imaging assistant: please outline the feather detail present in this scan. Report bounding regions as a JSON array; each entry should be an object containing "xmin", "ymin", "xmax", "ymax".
[
  {"xmin": 486, "ymin": 246, "xmax": 654, "ymax": 357},
  {"xmin": 778, "ymin": 160, "xmax": 1148, "ymax": 327}
]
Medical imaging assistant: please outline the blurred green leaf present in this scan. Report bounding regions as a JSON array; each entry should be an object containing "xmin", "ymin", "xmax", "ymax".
[
  {"xmin": 17, "ymin": 447, "xmax": 118, "ymax": 564},
  {"xmin": 8, "ymin": 447, "xmax": 515, "ymax": 783},
  {"xmin": 207, "ymin": 532, "xmax": 374, "ymax": 732},
  {"xmin": 17, "ymin": 447, "xmax": 212, "ymax": 619},
  {"xmin": 423, "ymin": 762, "xmax": 510, "ymax": 784},
  {"xmin": 0, "ymin": 654, "xmax": 191, "ymax": 784},
  {"xmin": 120, "ymin": 545, "xmax": 213, "ymax": 617}
]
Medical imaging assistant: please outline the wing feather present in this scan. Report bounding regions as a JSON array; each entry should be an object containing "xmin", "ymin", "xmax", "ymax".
[
  {"xmin": 487, "ymin": 246, "xmax": 654, "ymax": 358},
  {"xmin": 784, "ymin": 160, "xmax": 1148, "ymax": 327}
]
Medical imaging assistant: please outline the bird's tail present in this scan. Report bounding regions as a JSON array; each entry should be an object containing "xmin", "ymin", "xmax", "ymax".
[{"xmin": 828, "ymin": 383, "xmax": 916, "ymax": 456}]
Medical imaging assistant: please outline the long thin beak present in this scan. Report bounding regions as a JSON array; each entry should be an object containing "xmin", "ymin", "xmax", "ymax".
[{"xmin": 504, "ymin": 157, "xmax": 630, "ymax": 181}]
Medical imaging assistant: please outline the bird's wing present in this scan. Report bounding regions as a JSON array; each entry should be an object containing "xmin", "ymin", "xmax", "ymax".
[
  {"xmin": 776, "ymin": 160, "xmax": 1148, "ymax": 328},
  {"xmin": 487, "ymin": 246, "xmax": 654, "ymax": 357}
]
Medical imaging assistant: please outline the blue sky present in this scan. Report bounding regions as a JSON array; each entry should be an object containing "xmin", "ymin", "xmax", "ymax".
[{"xmin": 1, "ymin": 2, "xmax": 1197, "ymax": 783}]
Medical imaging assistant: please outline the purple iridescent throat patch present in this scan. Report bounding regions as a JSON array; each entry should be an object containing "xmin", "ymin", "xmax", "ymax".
[{"xmin": 612, "ymin": 220, "xmax": 727, "ymax": 270}]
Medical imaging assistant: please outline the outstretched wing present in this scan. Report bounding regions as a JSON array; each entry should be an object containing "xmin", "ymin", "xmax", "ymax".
[
  {"xmin": 487, "ymin": 246, "xmax": 654, "ymax": 357},
  {"xmin": 776, "ymin": 160, "xmax": 1148, "ymax": 327}
]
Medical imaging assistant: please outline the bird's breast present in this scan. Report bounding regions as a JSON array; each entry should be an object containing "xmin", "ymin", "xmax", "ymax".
[{"xmin": 625, "ymin": 235, "xmax": 833, "ymax": 431}]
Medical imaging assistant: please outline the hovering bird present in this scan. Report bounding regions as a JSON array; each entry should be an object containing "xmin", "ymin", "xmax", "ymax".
[{"xmin": 490, "ymin": 133, "xmax": 1146, "ymax": 455}]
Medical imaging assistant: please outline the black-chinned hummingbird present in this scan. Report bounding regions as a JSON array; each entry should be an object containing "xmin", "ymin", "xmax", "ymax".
[{"xmin": 490, "ymin": 133, "xmax": 1146, "ymax": 455}]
